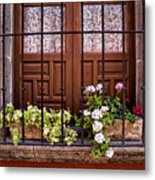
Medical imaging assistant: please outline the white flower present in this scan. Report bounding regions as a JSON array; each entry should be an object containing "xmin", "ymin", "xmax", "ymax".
[
  {"xmin": 92, "ymin": 121, "xmax": 103, "ymax": 132},
  {"xmin": 85, "ymin": 85, "xmax": 96, "ymax": 93},
  {"xmin": 100, "ymin": 106, "xmax": 109, "ymax": 112},
  {"xmin": 106, "ymin": 148, "xmax": 114, "ymax": 158},
  {"xmin": 83, "ymin": 110, "xmax": 90, "ymax": 116},
  {"xmin": 92, "ymin": 109, "xmax": 103, "ymax": 119},
  {"xmin": 96, "ymin": 84, "xmax": 103, "ymax": 91},
  {"xmin": 94, "ymin": 133, "xmax": 105, "ymax": 143}
]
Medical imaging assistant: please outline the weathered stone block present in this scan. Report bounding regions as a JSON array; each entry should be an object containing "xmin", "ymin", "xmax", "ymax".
[
  {"xmin": 105, "ymin": 119, "xmax": 143, "ymax": 141},
  {"xmin": 0, "ymin": 145, "xmax": 145, "ymax": 164}
]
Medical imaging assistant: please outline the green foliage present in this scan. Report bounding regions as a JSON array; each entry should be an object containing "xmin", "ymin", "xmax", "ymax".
[
  {"xmin": 91, "ymin": 136, "xmax": 110, "ymax": 158},
  {"xmin": 104, "ymin": 96, "xmax": 122, "ymax": 120},
  {"xmin": 0, "ymin": 103, "xmax": 77, "ymax": 146},
  {"xmin": 44, "ymin": 109, "xmax": 77, "ymax": 145},
  {"xmin": 104, "ymin": 96, "xmax": 139, "ymax": 123},
  {"xmin": 79, "ymin": 85, "xmax": 114, "ymax": 158},
  {"xmin": 86, "ymin": 94, "xmax": 102, "ymax": 111},
  {"xmin": 5, "ymin": 103, "xmax": 15, "ymax": 127},
  {"xmin": 77, "ymin": 83, "xmax": 139, "ymax": 158},
  {"xmin": 12, "ymin": 128, "xmax": 20, "ymax": 145},
  {"xmin": 125, "ymin": 111, "xmax": 138, "ymax": 123}
]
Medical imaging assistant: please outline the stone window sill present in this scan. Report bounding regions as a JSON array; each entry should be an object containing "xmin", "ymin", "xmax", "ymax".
[{"xmin": 0, "ymin": 145, "xmax": 145, "ymax": 169}]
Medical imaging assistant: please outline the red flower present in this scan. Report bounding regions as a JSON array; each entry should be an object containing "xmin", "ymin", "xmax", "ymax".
[{"xmin": 133, "ymin": 105, "xmax": 143, "ymax": 116}]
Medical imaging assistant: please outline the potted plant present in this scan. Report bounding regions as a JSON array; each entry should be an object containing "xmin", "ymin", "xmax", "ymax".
[
  {"xmin": 76, "ymin": 83, "xmax": 143, "ymax": 158},
  {"xmin": 8, "ymin": 103, "xmax": 78, "ymax": 146}
]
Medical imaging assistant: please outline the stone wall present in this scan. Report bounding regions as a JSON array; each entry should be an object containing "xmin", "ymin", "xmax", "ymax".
[
  {"xmin": 0, "ymin": 4, "xmax": 13, "ymax": 109},
  {"xmin": 0, "ymin": 5, "xmax": 2, "ymax": 108},
  {"xmin": 135, "ymin": 1, "xmax": 144, "ymax": 108}
]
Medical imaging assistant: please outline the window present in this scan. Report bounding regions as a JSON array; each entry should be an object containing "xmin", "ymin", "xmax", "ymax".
[{"xmin": 0, "ymin": 1, "xmax": 145, "ymax": 165}]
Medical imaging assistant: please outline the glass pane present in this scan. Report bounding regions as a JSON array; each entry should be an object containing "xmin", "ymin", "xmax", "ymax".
[
  {"xmin": 104, "ymin": 5, "xmax": 122, "ymax": 31},
  {"xmin": 83, "ymin": 5, "xmax": 102, "ymax": 31},
  {"xmin": 24, "ymin": 6, "xmax": 65, "ymax": 53},
  {"xmin": 84, "ymin": 33, "xmax": 102, "ymax": 52},
  {"xmin": 24, "ymin": 7, "xmax": 41, "ymax": 33},
  {"xmin": 83, "ymin": 4, "xmax": 123, "ymax": 52},
  {"xmin": 105, "ymin": 33, "xmax": 122, "ymax": 52},
  {"xmin": 24, "ymin": 35, "xmax": 41, "ymax": 53}
]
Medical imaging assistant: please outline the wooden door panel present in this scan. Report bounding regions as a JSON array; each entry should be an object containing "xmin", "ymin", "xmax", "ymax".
[
  {"xmin": 23, "ymin": 59, "xmax": 67, "ymax": 109},
  {"xmin": 14, "ymin": 3, "xmax": 73, "ymax": 110},
  {"xmin": 24, "ymin": 81, "xmax": 33, "ymax": 105},
  {"xmin": 52, "ymin": 61, "xmax": 66, "ymax": 98},
  {"xmin": 14, "ymin": 2, "xmax": 135, "ymax": 114}
]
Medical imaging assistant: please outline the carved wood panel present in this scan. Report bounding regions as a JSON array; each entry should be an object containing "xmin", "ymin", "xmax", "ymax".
[{"xmin": 14, "ymin": 2, "xmax": 135, "ymax": 114}]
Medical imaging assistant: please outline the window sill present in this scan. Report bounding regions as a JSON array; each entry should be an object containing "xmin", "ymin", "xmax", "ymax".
[{"xmin": 0, "ymin": 145, "xmax": 145, "ymax": 169}]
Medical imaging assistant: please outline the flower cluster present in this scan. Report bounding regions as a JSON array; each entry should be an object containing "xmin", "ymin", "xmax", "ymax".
[
  {"xmin": 85, "ymin": 85, "xmax": 96, "ymax": 93},
  {"xmin": 100, "ymin": 106, "xmax": 109, "ymax": 112},
  {"xmin": 115, "ymin": 82, "xmax": 123, "ymax": 91},
  {"xmin": 83, "ymin": 110, "xmax": 91, "ymax": 116},
  {"xmin": 82, "ymin": 84, "xmax": 114, "ymax": 158},
  {"xmin": 84, "ymin": 84, "xmax": 103, "ymax": 94},
  {"xmin": 133, "ymin": 105, "xmax": 143, "ymax": 116},
  {"xmin": 94, "ymin": 132, "xmax": 105, "ymax": 143},
  {"xmin": 92, "ymin": 109, "xmax": 103, "ymax": 119},
  {"xmin": 92, "ymin": 121, "xmax": 103, "ymax": 132}
]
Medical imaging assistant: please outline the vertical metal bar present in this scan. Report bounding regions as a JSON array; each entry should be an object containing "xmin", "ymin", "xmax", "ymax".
[
  {"xmin": 60, "ymin": 2, "xmax": 64, "ymax": 142},
  {"xmin": 122, "ymin": 1, "xmax": 125, "ymax": 144},
  {"xmin": 21, "ymin": 3, "xmax": 25, "ymax": 142},
  {"xmin": 2, "ymin": 4, "xmax": 6, "ymax": 143},
  {"xmin": 142, "ymin": 0, "xmax": 145, "ymax": 144},
  {"xmin": 81, "ymin": 2, "xmax": 84, "ymax": 143},
  {"xmin": 101, "ymin": 2, "xmax": 105, "ymax": 103},
  {"xmin": 41, "ymin": 3, "xmax": 44, "ymax": 141}
]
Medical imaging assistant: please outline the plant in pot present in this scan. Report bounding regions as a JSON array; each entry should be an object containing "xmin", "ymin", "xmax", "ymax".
[
  {"xmin": 9, "ymin": 103, "xmax": 78, "ymax": 146},
  {"xmin": 76, "ymin": 84, "xmax": 114, "ymax": 158},
  {"xmin": 104, "ymin": 83, "xmax": 143, "ymax": 141},
  {"xmin": 0, "ymin": 103, "xmax": 20, "ymax": 138},
  {"xmin": 76, "ymin": 83, "xmax": 142, "ymax": 158},
  {"xmin": 43, "ymin": 108, "xmax": 77, "ymax": 145}
]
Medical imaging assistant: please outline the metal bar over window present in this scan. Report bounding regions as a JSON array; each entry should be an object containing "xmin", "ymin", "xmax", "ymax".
[
  {"xmin": 41, "ymin": 3, "xmax": 44, "ymax": 141},
  {"xmin": 101, "ymin": 2, "xmax": 105, "ymax": 103},
  {"xmin": 80, "ymin": 2, "xmax": 84, "ymax": 144},
  {"xmin": 21, "ymin": 3, "xmax": 25, "ymax": 142},
  {"xmin": 122, "ymin": 1, "xmax": 126, "ymax": 144},
  {"xmin": 60, "ymin": 2, "xmax": 64, "ymax": 142},
  {"xmin": 2, "ymin": 4, "xmax": 6, "ymax": 143},
  {"xmin": 0, "ymin": 30, "xmax": 145, "ymax": 37},
  {"xmin": 142, "ymin": 0, "xmax": 145, "ymax": 144}
]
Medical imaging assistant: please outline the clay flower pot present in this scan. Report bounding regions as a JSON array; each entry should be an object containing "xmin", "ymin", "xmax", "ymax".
[
  {"xmin": 105, "ymin": 118, "xmax": 143, "ymax": 141},
  {"xmin": 10, "ymin": 123, "xmax": 42, "ymax": 140}
]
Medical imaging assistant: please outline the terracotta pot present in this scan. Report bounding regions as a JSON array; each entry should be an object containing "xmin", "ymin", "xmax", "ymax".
[
  {"xmin": 105, "ymin": 119, "xmax": 143, "ymax": 141},
  {"xmin": 0, "ymin": 128, "xmax": 4, "ymax": 141},
  {"xmin": 10, "ymin": 123, "xmax": 41, "ymax": 140}
]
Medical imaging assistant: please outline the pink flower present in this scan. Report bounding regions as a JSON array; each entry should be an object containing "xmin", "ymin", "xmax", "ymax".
[
  {"xmin": 115, "ymin": 82, "xmax": 123, "ymax": 91},
  {"xmin": 133, "ymin": 105, "xmax": 143, "ymax": 116}
]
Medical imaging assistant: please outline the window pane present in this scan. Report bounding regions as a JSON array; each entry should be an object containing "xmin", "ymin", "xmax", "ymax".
[
  {"xmin": 104, "ymin": 5, "xmax": 122, "ymax": 31},
  {"xmin": 24, "ymin": 6, "xmax": 65, "ymax": 53},
  {"xmin": 24, "ymin": 7, "xmax": 41, "ymax": 33},
  {"xmin": 83, "ymin": 4, "xmax": 123, "ymax": 52}
]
